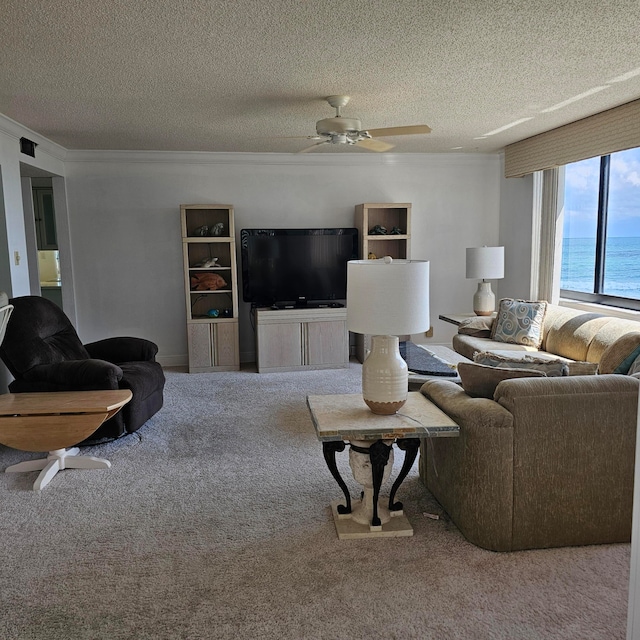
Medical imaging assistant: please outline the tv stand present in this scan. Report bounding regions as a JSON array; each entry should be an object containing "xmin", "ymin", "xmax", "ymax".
[
  {"xmin": 255, "ymin": 307, "xmax": 349, "ymax": 373},
  {"xmin": 268, "ymin": 302, "xmax": 344, "ymax": 310}
]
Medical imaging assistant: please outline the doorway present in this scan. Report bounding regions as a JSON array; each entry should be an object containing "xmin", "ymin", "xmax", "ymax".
[
  {"xmin": 32, "ymin": 177, "xmax": 63, "ymax": 308},
  {"xmin": 19, "ymin": 163, "xmax": 76, "ymax": 324}
]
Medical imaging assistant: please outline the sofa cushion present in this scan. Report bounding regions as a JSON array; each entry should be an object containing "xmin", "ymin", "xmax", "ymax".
[
  {"xmin": 457, "ymin": 316, "xmax": 495, "ymax": 338},
  {"xmin": 599, "ymin": 331, "xmax": 640, "ymax": 374},
  {"xmin": 586, "ymin": 319, "xmax": 640, "ymax": 363},
  {"xmin": 545, "ymin": 312, "xmax": 624, "ymax": 362},
  {"xmin": 491, "ymin": 299, "xmax": 547, "ymax": 348},
  {"xmin": 458, "ymin": 362, "xmax": 545, "ymax": 399},
  {"xmin": 473, "ymin": 349, "xmax": 598, "ymax": 376},
  {"xmin": 473, "ymin": 352, "xmax": 569, "ymax": 377},
  {"xmin": 539, "ymin": 306, "xmax": 594, "ymax": 355},
  {"xmin": 452, "ymin": 334, "xmax": 537, "ymax": 361}
]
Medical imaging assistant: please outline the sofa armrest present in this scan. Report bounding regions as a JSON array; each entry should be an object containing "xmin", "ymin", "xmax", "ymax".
[
  {"xmin": 494, "ymin": 372, "xmax": 639, "ymax": 410},
  {"xmin": 84, "ymin": 337, "xmax": 158, "ymax": 363},
  {"xmin": 493, "ymin": 374, "xmax": 638, "ymax": 549},
  {"xmin": 419, "ymin": 379, "xmax": 516, "ymax": 551},
  {"xmin": 22, "ymin": 360, "xmax": 123, "ymax": 390},
  {"xmin": 421, "ymin": 378, "xmax": 513, "ymax": 428}
]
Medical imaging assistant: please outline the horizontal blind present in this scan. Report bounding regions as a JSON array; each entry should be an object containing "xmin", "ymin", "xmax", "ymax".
[{"xmin": 504, "ymin": 98, "xmax": 640, "ymax": 178}]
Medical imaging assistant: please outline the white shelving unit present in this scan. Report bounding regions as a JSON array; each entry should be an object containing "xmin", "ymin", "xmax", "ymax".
[{"xmin": 181, "ymin": 204, "xmax": 239, "ymax": 373}]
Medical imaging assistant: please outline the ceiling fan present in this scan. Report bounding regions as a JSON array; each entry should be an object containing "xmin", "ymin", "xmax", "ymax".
[{"xmin": 290, "ymin": 95, "xmax": 431, "ymax": 153}]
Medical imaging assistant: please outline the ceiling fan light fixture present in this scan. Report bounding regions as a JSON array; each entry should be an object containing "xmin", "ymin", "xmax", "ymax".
[
  {"xmin": 295, "ymin": 94, "xmax": 431, "ymax": 152},
  {"xmin": 316, "ymin": 116, "xmax": 362, "ymax": 136}
]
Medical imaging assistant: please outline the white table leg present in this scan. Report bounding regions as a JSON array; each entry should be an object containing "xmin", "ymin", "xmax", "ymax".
[
  {"xmin": 5, "ymin": 447, "xmax": 111, "ymax": 490},
  {"xmin": 5, "ymin": 458, "xmax": 50, "ymax": 473},
  {"xmin": 33, "ymin": 459, "xmax": 62, "ymax": 491}
]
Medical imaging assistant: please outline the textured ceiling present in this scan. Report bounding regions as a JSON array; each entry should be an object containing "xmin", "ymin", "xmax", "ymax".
[{"xmin": 2, "ymin": 0, "xmax": 640, "ymax": 154}]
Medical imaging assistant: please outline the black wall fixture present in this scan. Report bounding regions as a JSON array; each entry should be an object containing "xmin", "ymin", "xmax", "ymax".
[{"xmin": 20, "ymin": 137, "xmax": 37, "ymax": 157}]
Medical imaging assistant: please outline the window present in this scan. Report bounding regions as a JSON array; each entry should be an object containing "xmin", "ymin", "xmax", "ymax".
[{"xmin": 561, "ymin": 147, "xmax": 640, "ymax": 310}]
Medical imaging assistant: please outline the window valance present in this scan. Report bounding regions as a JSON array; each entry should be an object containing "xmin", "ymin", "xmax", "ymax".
[{"xmin": 504, "ymin": 98, "xmax": 640, "ymax": 178}]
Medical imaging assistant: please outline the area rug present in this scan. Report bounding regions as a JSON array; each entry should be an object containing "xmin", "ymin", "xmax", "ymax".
[
  {"xmin": 0, "ymin": 364, "xmax": 630, "ymax": 639},
  {"xmin": 399, "ymin": 341, "xmax": 458, "ymax": 376}
]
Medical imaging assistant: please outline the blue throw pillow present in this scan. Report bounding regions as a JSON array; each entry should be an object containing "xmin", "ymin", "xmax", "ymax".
[{"xmin": 490, "ymin": 299, "xmax": 547, "ymax": 349}]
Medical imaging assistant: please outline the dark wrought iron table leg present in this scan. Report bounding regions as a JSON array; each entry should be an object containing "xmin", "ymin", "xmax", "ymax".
[
  {"xmin": 322, "ymin": 441, "xmax": 351, "ymax": 514},
  {"xmin": 388, "ymin": 437, "xmax": 420, "ymax": 513},
  {"xmin": 368, "ymin": 439, "xmax": 392, "ymax": 527}
]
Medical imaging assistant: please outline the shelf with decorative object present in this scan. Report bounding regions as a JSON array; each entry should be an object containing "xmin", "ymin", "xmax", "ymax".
[
  {"xmin": 353, "ymin": 203, "xmax": 412, "ymax": 362},
  {"xmin": 355, "ymin": 203, "xmax": 411, "ymax": 261},
  {"xmin": 181, "ymin": 204, "xmax": 239, "ymax": 372}
]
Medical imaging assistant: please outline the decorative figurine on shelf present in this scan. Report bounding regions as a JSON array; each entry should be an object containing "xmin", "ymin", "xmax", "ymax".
[
  {"xmin": 190, "ymin": 273, "xmax": 227, "ymax": 291},
  {"xmin": 368, "ymin": 252, "xmax": 377, "ymax": 260},
  {"xmin": 369, "ymin": 224, "xmax": 387, "ymax": 235},
  {"xmin": 390, "ymin": 226, "xmax": 403, "ymax": 235},
  {"xmin": 193, "ymin": 225, "xmax": 209, "ymax": 237},
  {"xmin": 207, "ymin": 309, "xmax": 220, "ymax": 317},
  {"xmin": 195, "ymin": 257, "xmax": 219, "ymax": 268},
  {"xmin": 210, "ymin": 222, "xmax": 224, "ymax": 236}
]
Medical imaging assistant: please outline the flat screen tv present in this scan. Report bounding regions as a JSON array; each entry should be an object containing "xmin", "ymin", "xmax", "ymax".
[{"xmin": 240, "ymin": 228, "xmax": 359, "ymax": 307}]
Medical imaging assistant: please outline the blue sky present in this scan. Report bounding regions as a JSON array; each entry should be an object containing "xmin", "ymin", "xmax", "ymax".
[{"xmin": 563, "ymin": 147, "xmax": 640, "ymax": 238}]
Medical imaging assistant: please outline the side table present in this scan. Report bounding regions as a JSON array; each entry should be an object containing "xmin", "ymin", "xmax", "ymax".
[
  {"xmin": 0, "ymin": 390, "xmax": 132, "ymax": 490},
  {"xmin": 307, "ymin": 392, "xmax": 459, "ymax": 539},
  {"xmin": 439, "ymin": 312, "xmax": 496, "ymax": 326}
]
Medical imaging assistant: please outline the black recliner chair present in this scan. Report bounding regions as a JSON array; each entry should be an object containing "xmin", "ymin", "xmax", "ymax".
[{"xmin": 0, "ymin": 296, "xmax": 165, "ymax": 442}]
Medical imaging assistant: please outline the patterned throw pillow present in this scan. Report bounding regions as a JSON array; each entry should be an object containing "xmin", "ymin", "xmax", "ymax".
[
  {"xmin": 490, "ymin": 298, "xmax": 547, "ymax": 348},
  {"xmin": 473, "ymin": 351, "xmax": 568, "ymax": 377}
]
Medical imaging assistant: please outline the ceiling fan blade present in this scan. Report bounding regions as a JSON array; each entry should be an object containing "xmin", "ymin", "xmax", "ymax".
[
  {"xmin": 298, "ymin": 141, "xmax": 329, "ymax": 153},
  {"xmin": 366, "ymin": 124, "xmax": 432, "ymax": 137},
  {"xmin": 355, "ymin": 138, "xmax": 395, "ymax": 152},
  {"xmin": 268, "ymin": 135, "xmax": 324, "ymax": 140}
]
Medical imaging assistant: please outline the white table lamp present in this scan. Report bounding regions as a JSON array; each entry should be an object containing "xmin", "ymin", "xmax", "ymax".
[
  {"xmin": 466, "ymin": 246, "xmax": 504, "ymax": 316},
  {"xmin": 347, "ymin": 257, "xmax": 430, "ymax": 415}
]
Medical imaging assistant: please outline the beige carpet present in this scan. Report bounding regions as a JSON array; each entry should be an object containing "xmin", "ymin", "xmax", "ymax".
[{"xmin": 0, "ymin": 365, "xmax": 630, "ymax": 639}]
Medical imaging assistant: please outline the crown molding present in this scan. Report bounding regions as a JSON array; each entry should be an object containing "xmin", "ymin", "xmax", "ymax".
[
  {"xmin": 0, "ymin": 113, "xmax": 67, "ymax": 162},
  {"xmin": 0, "ymin": 114, "xmax": 500, "ymax": 168},
  {"xmin": 63, "ymin": 149, "xmax": 499, "ymax": 168}
]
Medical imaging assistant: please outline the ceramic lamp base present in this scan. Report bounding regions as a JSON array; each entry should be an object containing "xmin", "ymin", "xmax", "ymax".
[
  {"xmin": 362, "ymin": 335, "xmax": 408, "ymax": 414},
  {"xmin": 473, "ymin": 280, "xmax": 495, "ymax": 316}
]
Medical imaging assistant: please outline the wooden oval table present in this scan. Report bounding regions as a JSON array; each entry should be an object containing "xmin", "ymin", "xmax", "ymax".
[{"xmin": 0, "ymin": 389, "xmax": 132, "ymax": 490}]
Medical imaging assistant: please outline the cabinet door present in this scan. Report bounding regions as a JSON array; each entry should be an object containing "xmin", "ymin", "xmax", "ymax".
[
  {"xmin": 257, "ymin": 322, "xmax": 303, "ymax": 371},
  {"xmin": 214, "ymin": 322, "xmax": 239, "ymax": 367},
  {"xmin": 306, "ymin": 320, "xmax": 348, "ymax": 366},
  {"xmin": 187, "ymin": 324, "xmax": 213, "ymax": 370}
]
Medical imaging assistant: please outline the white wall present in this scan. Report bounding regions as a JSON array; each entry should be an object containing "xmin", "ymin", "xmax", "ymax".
[
  {"xmin": 498, "ymin": 154, "xmax": 535, "ymax": 300},
  {"xmin": 63, "ymin": 151, "xmax": 502, "ymax": 364}
]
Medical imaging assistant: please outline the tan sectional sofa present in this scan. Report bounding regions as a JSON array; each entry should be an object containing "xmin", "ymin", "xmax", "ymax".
[
  {"xmin": 418, "ymin": 303, "xmax": 640, "ymax": 551},
  {"xmin": 419, "ymin": 374, "xmax": 638, "ymax": 551},
  {"xmin": 453, "ymin": 303, "xmax": 640, "ymax": 374}
]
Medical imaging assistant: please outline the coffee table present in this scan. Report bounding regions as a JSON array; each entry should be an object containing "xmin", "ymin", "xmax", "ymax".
[
  {"xmin": 0, "ymin": 390, "xmax": 132, "ymax": 490},
  {"xmin": 307, "ymin": 392, "xmax": 459, "ymax": 539}
]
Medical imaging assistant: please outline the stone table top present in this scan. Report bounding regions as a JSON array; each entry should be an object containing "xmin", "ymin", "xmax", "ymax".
[{"xmin": 307, "ymin": 392, "xmax": 459, "ymax": 442}]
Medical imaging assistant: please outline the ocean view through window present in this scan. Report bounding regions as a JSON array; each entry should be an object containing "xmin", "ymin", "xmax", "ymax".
[{"xmin": 561, "ymin": 147, "xmax": 640, "ymax": 309}]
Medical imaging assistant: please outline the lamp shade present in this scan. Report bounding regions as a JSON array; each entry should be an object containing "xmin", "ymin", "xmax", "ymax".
[
  {"xmin": 346, "ymin": 258, "xmax": 430, "ymax": 336},
  {"xmin": 465, "ymin": 246, "xmax": 505, "ymax": 280}
]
